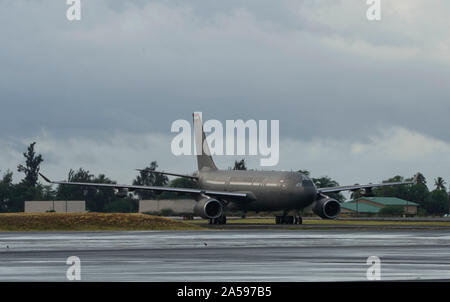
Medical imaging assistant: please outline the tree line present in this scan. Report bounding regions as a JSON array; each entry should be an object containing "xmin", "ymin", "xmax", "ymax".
[
  {"xmin": 0, "ymin": 142, "xmax": 449, "ymax": 215},
  {"xmin": 0, "ymin": 142, "xmax": 197, "ymax": 213},
  {"xmin": 299, "ymin": 170, "xmax": 449, "ymax": 216}
]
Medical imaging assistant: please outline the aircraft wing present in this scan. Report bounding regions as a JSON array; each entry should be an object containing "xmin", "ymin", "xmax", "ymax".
[
  {"xmin": 136, "ymin": 169, "xmax": 198, "ymax": 180},
  {"xmin": 317, "ymin": 174, "xmax": 418, "ymax": 194},
  {"xmin": 39, "ymin": 173, "xmax": 246, "ymax": 199}
]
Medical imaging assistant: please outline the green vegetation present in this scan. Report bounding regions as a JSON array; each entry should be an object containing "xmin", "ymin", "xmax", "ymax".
[
  {"xmin": 157, "ymin": 177, "xmax": 197, "ymax": 200},
  {"xmin": 372, "ymin": 175, "xmax": 449, "ymax": 215},
  {"xmin": 0, "ymin": 145, "xmax": 449, "ymax": 218},
  {"xmin": 56, "ymin": 168, "xmax": 138, "ymax": 213},
  {"xmin": 233, "ymin": 159, "xmax": 247, "ymax": 170},
  {"xmin": 0, "ymin": 142, "xmax": 51, "ymax": 212},
  {"xmin": 0, "ymin": 213, "xmax": 203, "ymax": 231},
  {"xmin": 0, "ymin": 143, "xmax": 196, "ymax": 213},
  {"xmin": 133, "ymin": 161, "xmax": 169, "ymax": 200}
]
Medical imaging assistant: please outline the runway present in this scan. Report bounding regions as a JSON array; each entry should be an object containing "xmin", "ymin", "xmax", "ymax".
[
  {"xmin": 1, "ymin": 230, "xmax": 450, "ymax": 281},
  {"xmin": 200, "ymin": 223, "xmax": 450, "ymax": 230}
]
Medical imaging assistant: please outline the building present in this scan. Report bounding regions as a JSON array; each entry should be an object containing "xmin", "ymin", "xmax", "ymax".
[
  {"xmin": 340, "ymin": 202, "xmax": 380, "ymax": 215},
  {"xmin": 25, "ymin": 200, "xmax": 86, "ymax": 213},
  {"xmin": 139, "ymin": 199, "xmax": 196, "ymax": 215},
  {"xmin": 341, "ymin": 197, "xmax": 419, "ymax": 216}
]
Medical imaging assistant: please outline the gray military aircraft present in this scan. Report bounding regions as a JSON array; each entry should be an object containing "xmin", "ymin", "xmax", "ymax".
[{"xmin": 40, "ymin": 113, "xmax": 417, "ymax": 225}]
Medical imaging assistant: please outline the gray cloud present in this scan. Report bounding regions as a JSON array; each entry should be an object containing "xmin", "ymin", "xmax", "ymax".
[{"xmin": 1, "ymin": 0, "xmax": 449, "ymax": 187}]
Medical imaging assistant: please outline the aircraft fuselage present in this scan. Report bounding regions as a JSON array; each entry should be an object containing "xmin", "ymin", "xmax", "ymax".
[{"xmin": 198, "ymin": 170, "xmax": 317, "ymax": 212}]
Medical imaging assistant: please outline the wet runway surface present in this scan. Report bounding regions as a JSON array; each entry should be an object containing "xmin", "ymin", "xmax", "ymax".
[{"xmin": 1, "ymin": 230, "xmax": 450, "ymax": 281}]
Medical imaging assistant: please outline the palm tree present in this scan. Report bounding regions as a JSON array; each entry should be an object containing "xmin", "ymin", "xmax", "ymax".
[
  {"xmin": 434, "ymin": 177, "xmax": 446, "ymax": 191},
  {"xmin": 415, "ymin": 172, "xmax": 426, "ymax": 185}
]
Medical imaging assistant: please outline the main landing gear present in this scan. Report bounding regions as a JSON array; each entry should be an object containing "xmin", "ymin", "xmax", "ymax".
[
  {"xmin": 275, "ymin": 213, "xmax": 302, "ymax": 225},
  {"xmin": 209, "ymin": 215, "xmax": 227, "ymax": 225}
]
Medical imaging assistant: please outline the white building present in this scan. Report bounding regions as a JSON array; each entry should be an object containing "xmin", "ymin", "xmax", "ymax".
[
  {"xmin": 25, "ymin": 201, "xmax": 86, "ymax": 213},
  {"xmin": 139, "ymin": 199, "xmax": 196, "ymax": 215}
]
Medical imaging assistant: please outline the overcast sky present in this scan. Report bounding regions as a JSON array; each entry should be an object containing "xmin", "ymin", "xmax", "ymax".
[{"xmin": 1, "ymin": 0, "xmax": 449, "ymax": 190}]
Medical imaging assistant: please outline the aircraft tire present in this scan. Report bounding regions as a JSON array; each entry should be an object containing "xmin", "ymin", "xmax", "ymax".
[
  {"xmin": 276, "ymin": 215, "xmax": 295, "ymax": 224},
  {"xmin": 287, "ymin": 216, "xmax": 294, "ymax": 224},
  {"xmin": 210, "ymin": 215, "xmax": 227, "ymax": 225}
]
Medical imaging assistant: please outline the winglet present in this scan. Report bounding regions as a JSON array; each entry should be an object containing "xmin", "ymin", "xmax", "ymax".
[{"xmin": 39, "ymin": 173, "xmax": 52, "ymax": 184}]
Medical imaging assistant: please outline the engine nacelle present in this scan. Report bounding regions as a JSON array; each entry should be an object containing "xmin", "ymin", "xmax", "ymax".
[
  {"xmin": 312, "ymin": 196, "xmax": 341, "ymax": 219},
  {"xmin": 193, "ymin": 198, "xmax": 223, "ymax": 219}
]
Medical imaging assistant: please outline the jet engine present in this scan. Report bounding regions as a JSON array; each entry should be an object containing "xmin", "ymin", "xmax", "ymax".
[
  {"xmin": 312, "ymin": 196, "xmax": 341, "ymax": 219},
  {"xmin": 193, "ymin": 198, "xmax": 223, "ymax": 219}
]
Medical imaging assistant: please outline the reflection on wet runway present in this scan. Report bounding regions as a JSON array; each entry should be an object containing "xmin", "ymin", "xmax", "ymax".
[{"xmin": 1, "ymin": 230, "xmax": 450, "ymax": 281}]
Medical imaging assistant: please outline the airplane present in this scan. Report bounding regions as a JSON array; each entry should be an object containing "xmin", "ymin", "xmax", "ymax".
[{"xmin": 40, "ymin": 113, "xmax": 418, "ymax": 225}]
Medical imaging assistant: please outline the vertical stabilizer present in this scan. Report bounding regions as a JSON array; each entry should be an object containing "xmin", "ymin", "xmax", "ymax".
[{"xmin": 193, "ymin": 112, "xmax": 218, "ymax": 171}]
